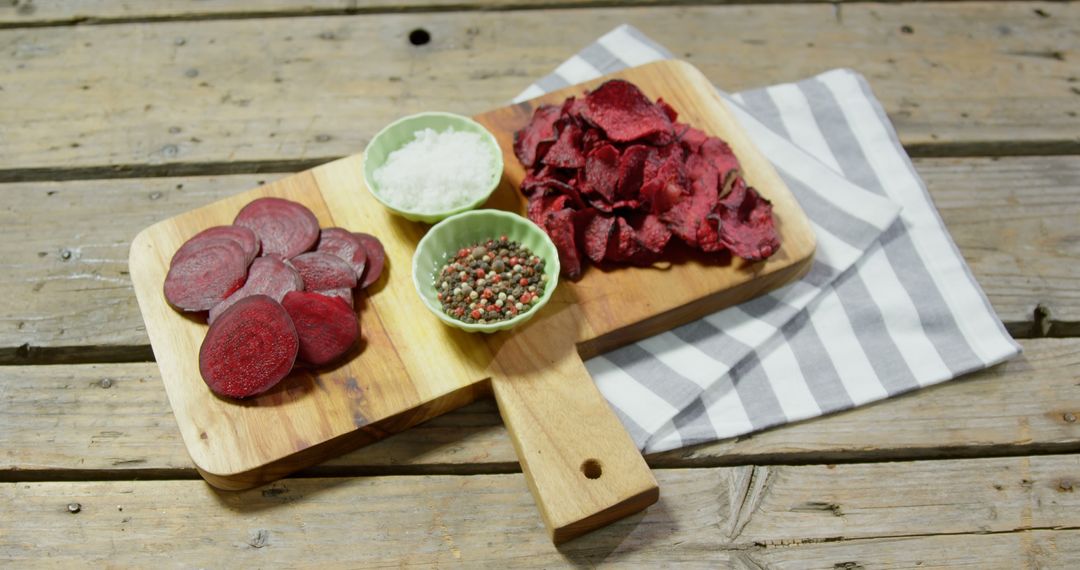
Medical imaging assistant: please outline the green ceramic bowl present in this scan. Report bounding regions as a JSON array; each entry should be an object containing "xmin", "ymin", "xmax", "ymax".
[
  {"xmin": 363, "ymin": 112, "xmax": 504, "ymax": 224},
  {"xmin": 412, "ymin": 209, "xmax": 560, "ymax": 334}
]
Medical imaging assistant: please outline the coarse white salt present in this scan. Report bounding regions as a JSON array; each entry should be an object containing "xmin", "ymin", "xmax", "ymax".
[{"xmin": 373, "ymin": 127, "xmax": 495, "ymax": 214}]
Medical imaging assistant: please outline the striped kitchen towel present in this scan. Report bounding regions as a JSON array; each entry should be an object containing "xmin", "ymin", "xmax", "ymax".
[{"xmin": 515, "ymin": 25, "xmax": 1022, "ymax": 453}]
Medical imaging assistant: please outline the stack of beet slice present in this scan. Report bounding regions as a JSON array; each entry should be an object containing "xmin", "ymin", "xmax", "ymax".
[
  {"xmin": 513, "ymin": 79, "xmax": 781, "ymax": 279},
  {"xmin": 163, "ymin": 197, "xmax": 386, "ymax": 399}
]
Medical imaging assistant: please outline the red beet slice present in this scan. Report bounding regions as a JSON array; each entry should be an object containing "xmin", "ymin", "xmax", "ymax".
[
  {"xmin": 290, "ymin": 252, "xmax": 357, "ymax": 291},
  {"xmin": 233, "ymin": 197, "xmax": 320, "ymax": 259},
  {"xmin": 172, "ymin": 225, "xmax": 259, "ymax": 268},
  {"xmin": 584, "ymin": 80, "xmax": 674, "ymax": 144},
  {"xmin": 318, "ymin": 286, "xmax": 354, "ymax": 308},
  {"xmin": 208, "ymin": 256, "xmax": 304, "ymax": 324},
  {"xmin": 199, "ymin": 295, "xmax": 299, "ymax": 399},
  {"xmin": 163, "ymin": 239, "xmax": 248, "ymax": 312},
  {"xmin": 712, "ymin": 179, "xmax": 781, "ymax": 261},
  {"xmin": 282, "ymin": 291, "xmax": 359, "ymax": 366},
  {"xmin": 316, "ymin": 228, "xmax": 368, "ymax": 282},
  {"xmin": 513, "ymin": 104, "xmax": 561, "ymax": 169},
  {"xmin": 353, "ymin": 232, "xmax": 386, "ymax": 289}
]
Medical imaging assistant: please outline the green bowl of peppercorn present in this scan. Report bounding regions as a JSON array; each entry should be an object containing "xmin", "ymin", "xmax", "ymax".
[{"xmin": 412, "ymin": 209, "xmax": 560, "ymax": 333}]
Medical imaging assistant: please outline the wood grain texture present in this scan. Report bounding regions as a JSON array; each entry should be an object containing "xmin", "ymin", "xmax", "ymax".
[
  {"xmin": 3, "ymin": 456, "xmax": 1079, "ymax": 567},
  {"xmin": 0, "ymin": 0, "xmax": 998, "ymax": 26},
  {"xmin": 3, "ymin": 338, "xmax": 1077, "ymax": 475},
  {"xmin": 0, "ymin": 3, "xmax": 1075, "ymax": 176},
  {"xmin": 4, "ymin": 156, "xmax": 1075, "ymax": 359}
]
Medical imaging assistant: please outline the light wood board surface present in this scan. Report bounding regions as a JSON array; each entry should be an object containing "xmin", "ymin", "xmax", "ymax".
[{"xmin": 128, "ymin": 60, "xmax": 814, "ymax": 539}]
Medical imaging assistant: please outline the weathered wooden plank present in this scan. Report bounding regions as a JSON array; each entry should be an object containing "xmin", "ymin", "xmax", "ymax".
[
  {"xmin": 924, "ymin": 156, "xmax": 1080, "ymax": 337},
  {"xmin": 4, "ymin": 156, "xmax": 1075, "ymax": 357},
  {"xmin": 2, "ymin": 457, "xmax": 1078, "ymax": 566},
  {"xmin": 0, "ymin": 0, "xmax": 994, "ymax": 27},
  {"xmin": 3, "ymin": 339, "xmax": 1077, "ymax": 475},
  {"xmin": 0, "ymin": 3, "xmax": 1075, "ymax": 177}
]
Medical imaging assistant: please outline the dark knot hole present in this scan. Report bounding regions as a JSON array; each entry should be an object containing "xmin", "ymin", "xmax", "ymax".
[{"xmin": 409, "ymin": 29, "xmax": 431, "ymax": 46}]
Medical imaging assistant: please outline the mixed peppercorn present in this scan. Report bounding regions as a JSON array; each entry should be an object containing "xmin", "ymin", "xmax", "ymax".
[{"xmin": 435, "ymin": 235, "xmax": 548, "ymax": 324}]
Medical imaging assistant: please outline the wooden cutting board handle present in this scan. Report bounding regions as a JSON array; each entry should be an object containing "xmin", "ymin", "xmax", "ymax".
[{"xmin": 488, "ymin": 312, "xmax": 660, "ymax": 544}]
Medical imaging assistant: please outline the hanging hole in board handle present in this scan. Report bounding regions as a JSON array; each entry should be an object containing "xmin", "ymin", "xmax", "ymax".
[{"xmin": 581, "ymin": 458, "xmax": 602, "ymax": 480}]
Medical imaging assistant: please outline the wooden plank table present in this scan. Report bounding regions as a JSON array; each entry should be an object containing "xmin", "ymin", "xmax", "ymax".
[{"xmin": 2, "ymin": 1, "xmax": 1078, "ymax": 566}]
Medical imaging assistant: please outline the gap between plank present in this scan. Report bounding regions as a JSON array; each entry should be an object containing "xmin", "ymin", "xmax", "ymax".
[
  {"xmin": 1, "ymin": 317, "xmax": 1075, "ymax": 366},
  {"xmin": 0, "ymin": 0, "xmax": 1024, "ymax": 31},
  {"xmin": 4, "ymin": 441, "xmax": 1080, "ymax": 483},
  {"xmin": 0, "ymin": 143, "xmax": 1076, "ymax": 185}
]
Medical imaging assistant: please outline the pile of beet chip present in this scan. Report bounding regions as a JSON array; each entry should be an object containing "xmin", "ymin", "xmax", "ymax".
[
  {"xmin": 163, "ymin": 197, "xmax": 386, "ymax": 399},
  {"xmin": 513, "ymin": 79, "xmax": 780, "ymax": 279}
]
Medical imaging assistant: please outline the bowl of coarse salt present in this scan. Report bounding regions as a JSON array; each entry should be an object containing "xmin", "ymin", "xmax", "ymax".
[{"xmin": 363, "ymin": 112, "xmax": 504, "ymax": 223}]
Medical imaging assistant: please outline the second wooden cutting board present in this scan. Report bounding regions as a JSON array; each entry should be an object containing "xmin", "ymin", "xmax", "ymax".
[{"xmin": 129, "ymin": 60, "xmax": 815, "ymax": 543}]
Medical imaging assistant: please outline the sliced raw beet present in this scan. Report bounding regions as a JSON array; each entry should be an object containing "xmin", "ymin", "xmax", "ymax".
[
  {"xmin": 513, "ymin": 104, "xmax": 561, "ymax": 168},
  {"xmin": 172, "ymin": 225, "xmax": 259, "ymax": 267},
  {"xmin": 353, "ymin": 232, "xmax": 386, "ymax": 289},
  {"xmin": 542, "ymin": 122, "xmax": 585, "ymax": 169},
  {"xmin": 583, "ymin": 144, "xmax": 620, "ymax": 204},
  {"xmin": 199, "ymin": 295, "xmax": 299, "ymax": 399},
  {"xmin": 584, "ymin": 80, "xmax": 674, "ymax": 144},
  {"xmin": 282, "ymin": 291, "xmax": 359, "ymax": 366},
  {"xmin": 233, "ymin": 197, "xmax": 320, "ymax": 259},
  {"xmin": 163, "ymin": 239, "xmax": 248, "ymax": 312},
  {"xmin": 208, "ymin": 256, "xmax": 304, "ymax": 324},
  {"xmin": 317, "ymin": 228, "xmax": 368, "ymax": 282},
  {"xmin": 290, "ymin": 252, "xmax": 357, "ymax": 292},
  {"xmin": 712, "ymin": 180, "xmax": 780, "ymax": 261},
  {"xmin": 317, "ymin": 287, "xmax": 354, "ymax": 308}
]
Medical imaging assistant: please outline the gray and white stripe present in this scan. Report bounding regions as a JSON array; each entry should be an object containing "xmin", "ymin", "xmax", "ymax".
[{"xmin": 516, "ymin": 25, "xmax": 1021, "ymax": 452}]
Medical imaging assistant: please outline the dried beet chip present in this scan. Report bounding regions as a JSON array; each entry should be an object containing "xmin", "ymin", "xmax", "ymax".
[
  {"xmin": 542, "ymin": 122, "xmax": 586, "ymax": 169},
  {"xmin": 584, "ymin": 215, "xmax": 616, "ymax": 264},
  {"xmin": 513, "ymin": 104, "xmax": 561, "ymax": 168},
  {"xmin": 677, "ymin": 124, "xmax": 710, "ymax": 155},
  {"xmin": 616, "ymin": 145, "xmax": 650, "ymax": 201},
  {"xmin": 545, "ymin": 209, "xmax": 586, "ymax": 280},
  {"xmin": 584, "ymin": 144, "xmax": 620, "ymax": 204},
  {"xmin": 661, "ymin": 155, "xmax": 720, "ymax": 248},
  {"xmin": 657, "ymin": 97, "xmax": 679, "ymax": 122},
  {"xmin": 713, "ymin": 179, "xmax": 781, "ymax": 261},
  {"xmin": 640, "ymin": 152, "xmax": 689, "ymax": 215},
  {"xmin": 634, "ymin": 214, "xmax": 672, "ymax": 254},
  {"xmin": 585, "ymin": 80, "xmax": 675, "ymax": 144}
]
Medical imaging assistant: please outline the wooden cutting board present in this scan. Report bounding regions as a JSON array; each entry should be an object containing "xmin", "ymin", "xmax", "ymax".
[{"xmin": 129, "ymin": 59, "xmax": 815, "ymax": 543}]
